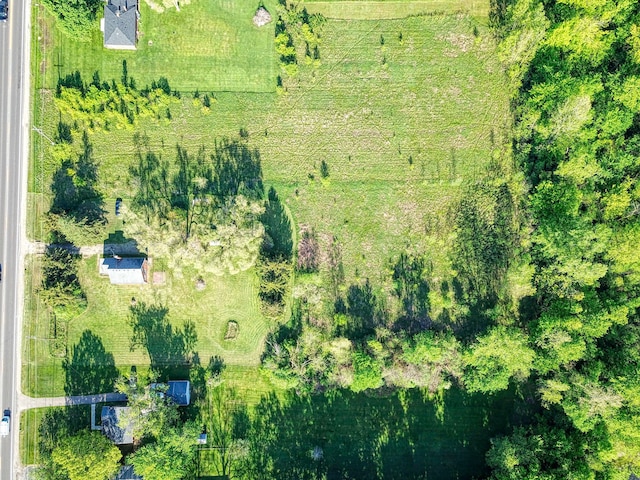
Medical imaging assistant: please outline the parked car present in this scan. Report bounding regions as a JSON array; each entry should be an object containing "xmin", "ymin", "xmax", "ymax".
[
  {"xmin": 0, "ymin": 411, "xmax": 10, "ymax": 437},
  {"xmin": 0, "ymin": 0, "xmax": 8, "ymax": 22},
  {"xmin": 115, "ymin": 198, "xmax": 123, "ymax": 217},
  {"xmin": 0, "ymin": 263, "xmax": 2, "ymax": 282}
]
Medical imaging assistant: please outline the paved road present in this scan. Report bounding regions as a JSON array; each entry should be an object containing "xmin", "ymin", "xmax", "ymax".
[{"xmin": 0, "ymin": 1, "xmax": 31, "ymax": 478}]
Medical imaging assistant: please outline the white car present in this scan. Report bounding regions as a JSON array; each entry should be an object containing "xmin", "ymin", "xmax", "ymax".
[{"xmin": 0, "ymin": 412, "xmax": 10, "ymax": 437}]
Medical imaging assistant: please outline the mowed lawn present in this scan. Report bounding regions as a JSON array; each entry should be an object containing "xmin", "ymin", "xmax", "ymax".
[
  {"xmin": 33, "ymin": 0, "xmax": 277, "ymax": 92},
  {"xmin": 22, "ymin": 254, "xmax": 270, "ymax": 397},
  {"xmin": 199, "ymin": 387, "xmax": 517, "ymax": 479}
]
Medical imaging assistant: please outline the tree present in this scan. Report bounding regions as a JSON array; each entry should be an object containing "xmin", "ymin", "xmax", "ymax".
[
  {"xmin": 40, "ymin": 247, "xmax": 86, "ymax": 312},
  {"xmin": 350, "ymin": 351, "xmax": 383, "ymax": 393},
  {"xmin": 463, "ymin": 326, "xmax": 535, "ymax": 393},
  {"xmin": 127, "ymin": 426, "xmax": 199, "ymax": 480},
  {"xmin": 50, "ymin": 431, "xmax": 121, "ymax": 480},
  {"xmin": 114, "ymin": 372, "xmax": 179, "ymax": 442},
  {"xmin": 41, "ymin": 0, "xmax": 103, "ymax": 40},
  {"xmin": 486, "ymin": 422, "xmax": 594, "ymax": 480},
  {"xmin": 200, "ymin": 385, "xmax": 249, "ymax": 478},
  {"xmin": 49, "ymin": 132, "xmax": 106, "ymax": 244},
  {"xmin": 125, "ymin": 140, "xmax": 265, "ymax": 274},
  {"xmin": 396, "ymin": 331, "xmax": 463, "ymax": 391},
  {"xmin": 297, "ymin": 227, "xmax": 319, "ymax": 272}
]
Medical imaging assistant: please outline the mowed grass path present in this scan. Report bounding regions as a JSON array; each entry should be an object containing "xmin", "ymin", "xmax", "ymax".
[
  {"xmin": 305, "ymin": 0, "xmax": 489, "ymax": 19},
  {"xmin": 34, "ymin": 0, "xmax": 277, "ymax": 92}
]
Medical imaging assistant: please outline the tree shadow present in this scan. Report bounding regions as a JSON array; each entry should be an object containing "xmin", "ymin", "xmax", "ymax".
[
  {"xmin": 128, "ymin": 302, "xmax": 198, "ymax": 378},
  {"xmin": 50, "ymin": 132, "xmax": 106, "ymax": 226},
  {"xmin": 103, "ymin": 231, "xmax": 142, "ymax": 256},
  {"xmin": 335, "ymin": 280, "xmax": 385, "ymax": 341},
  {"xmin": 63, "ymin": 330, "xmax": 119, "ymax": 396},
  {"xmin": 261, "ymin": 187, "xmax": 293, "ymax": 260},
  {"xmin": 450, "ymin": 183, "xmax": 516, "ymax": 338},
  {"xmin": 391, "ymin": 253, "xmax": 431, "ymax": 334},
  {"xmin": 211, "ymin": 138, "xmax": 264, "ymax": 201},
  {"xmin": 242, "ymin": 387, "xmax": 518, "ymax": 480}
]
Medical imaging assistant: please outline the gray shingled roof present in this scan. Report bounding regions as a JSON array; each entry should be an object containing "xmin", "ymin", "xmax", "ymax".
[
  {"xmin": 100, "ymin": 257, "xmax": 147, "ymax": 284},
  {"xmin": 101, "ymin": 406, "xmax": 133, "ymax": 445},
  {"xmin": 104, "ymin": 0, "xmax": 138, "ymax": 49}
]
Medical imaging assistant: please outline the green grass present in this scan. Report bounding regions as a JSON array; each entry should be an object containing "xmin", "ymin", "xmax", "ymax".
[
  {"xmin": 30, "ymin": 13, "xmax": 507, "ymax": 280},
  {"xmin": 26, "ymin": 3, "xmax": 507, "ymax": 389},
  {"xmin": 22, "ymin": 254, "xmax": 271, "ymax": 397},
  {"xmin": 305, "ymin": 0, "xmax": 489, "ymax": 19},
  {"xmin": 34, "ymin": 0, "xmax": 278, "ymax": 92},
  {"xmin": 199, "ymin": 386, "xmax": 518, "ymax": 479},
  {"xmin": 20, "ymin": 409, "xmax": 46, "ymax": 465}
]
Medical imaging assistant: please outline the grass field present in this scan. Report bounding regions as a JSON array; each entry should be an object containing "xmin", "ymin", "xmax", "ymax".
[
  {"xmin": 23, "ymin": 0, "xmax": 514, "ymax": 476},
  {"xmin": 26, "ymin": 11, "xmax": 507, "ymax": 396},
  {"xmin": 33, "ymin": 0, "xmax": 277, "ymax": 92},
  {"xmin": 30, "ymin": 12, "xmax": 508, "ymax": 280}
]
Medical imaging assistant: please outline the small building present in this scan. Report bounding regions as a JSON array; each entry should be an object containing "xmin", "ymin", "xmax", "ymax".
[
  {"xmin": 100, "ymin": 257, "xmax": 149, "ymax": 285},
  {"xmin": 115, "ymin": 465, "xmax": 143, "ymax": 480},
  {"xmin": 149, "ymin": 380, "xmax": 191, "ymax": 406},
  {"xmin": 102, "ymin": 0, "xmax": 139, "ymax": 50},
  {"xmin": 101, "ymin": 406, "xmax": 134, "ymax": 445}
]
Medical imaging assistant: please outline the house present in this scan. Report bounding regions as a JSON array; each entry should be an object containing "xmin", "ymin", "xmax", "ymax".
[
  {"xmin": 102, "ymin": 0, "xmax": 139, "ymax": 50},
  {"xmin": 100, "ymin": 257, "xmax": 149, "ymax": 284},
  {"xmin": 149, "ymin": 380, "xmax": 191, "ymax": 406},
  {"xmin": 101, "ymin": 406, "xmax": 134, "ymax": 445},
  {"xmin": 115, "ymin": 466, "xmax": 143, "ymax": 480}
]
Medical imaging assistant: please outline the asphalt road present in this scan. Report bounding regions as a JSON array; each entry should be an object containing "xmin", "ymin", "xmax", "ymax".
[{"xmin": 0, "ymin": 0, "xmax": 31, "ymax": 478}]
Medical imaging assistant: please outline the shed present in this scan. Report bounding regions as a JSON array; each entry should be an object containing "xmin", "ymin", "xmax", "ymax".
[
  {"xmin": 101, "ymin": 406, "xmax": 134, "ymax": 445},
  {"xmin": 149, "ymin": 380, "xmax": 191, "ymax": 406},
  {"xmin": 103, "ymin": 0, "xmax": 139, "ymax": 50},
  {"xmin": 100, "ymin": 257, "xmax": 148, "ymax": 284}
]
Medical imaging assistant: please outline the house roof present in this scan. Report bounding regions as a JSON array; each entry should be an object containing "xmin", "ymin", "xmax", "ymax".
[
  {"xmin": 115, "ymin": 465, "xmax": 143, "ymax": 480},
  {"xmin": 104, "ymin": 0, "xmax": 138, "ymax": 49},
  {"xmin": 167, "ymin": 380, "xmax": 191, "ymax": 406},
  {"xmin": 100, "ymin": 257, "xmax": 147, "ymax": 284},
  {"xmin": 149, "ymin": 380, "xmax": 191, "ymax": 406},
  {"xmin": 101, "ymin": 406, "xmax": 134, "ymax": 444}
]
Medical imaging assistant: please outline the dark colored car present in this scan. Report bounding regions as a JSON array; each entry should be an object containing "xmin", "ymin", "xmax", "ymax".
[
  {"xmin": 0, "ymin": 263, "xmax": 2, "ymax": 282},
  {"xmin": 0, "ymin": 1, "xmax": 8, "ymax": 22},
  {"xmin": 115, "ymin": 198, "xmax": 122, "ymax": 217}
]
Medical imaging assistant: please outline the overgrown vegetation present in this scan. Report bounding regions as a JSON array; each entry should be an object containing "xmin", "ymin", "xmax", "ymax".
[
  {"xmin": 55, "ymin": 65, "xmax": 179, "ymax": 132},
  {"xmin": 41, "ymin": 0, "xmax": 102, "ymax": 40},
  {"xmin": 274, "ymin": 1, "xmax": 325, "ymax": 79}
]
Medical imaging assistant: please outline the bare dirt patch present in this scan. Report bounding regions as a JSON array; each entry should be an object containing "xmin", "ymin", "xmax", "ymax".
[{"xmin": 153, "ymin": 271, "xmax": 166, "ymax": 284}]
